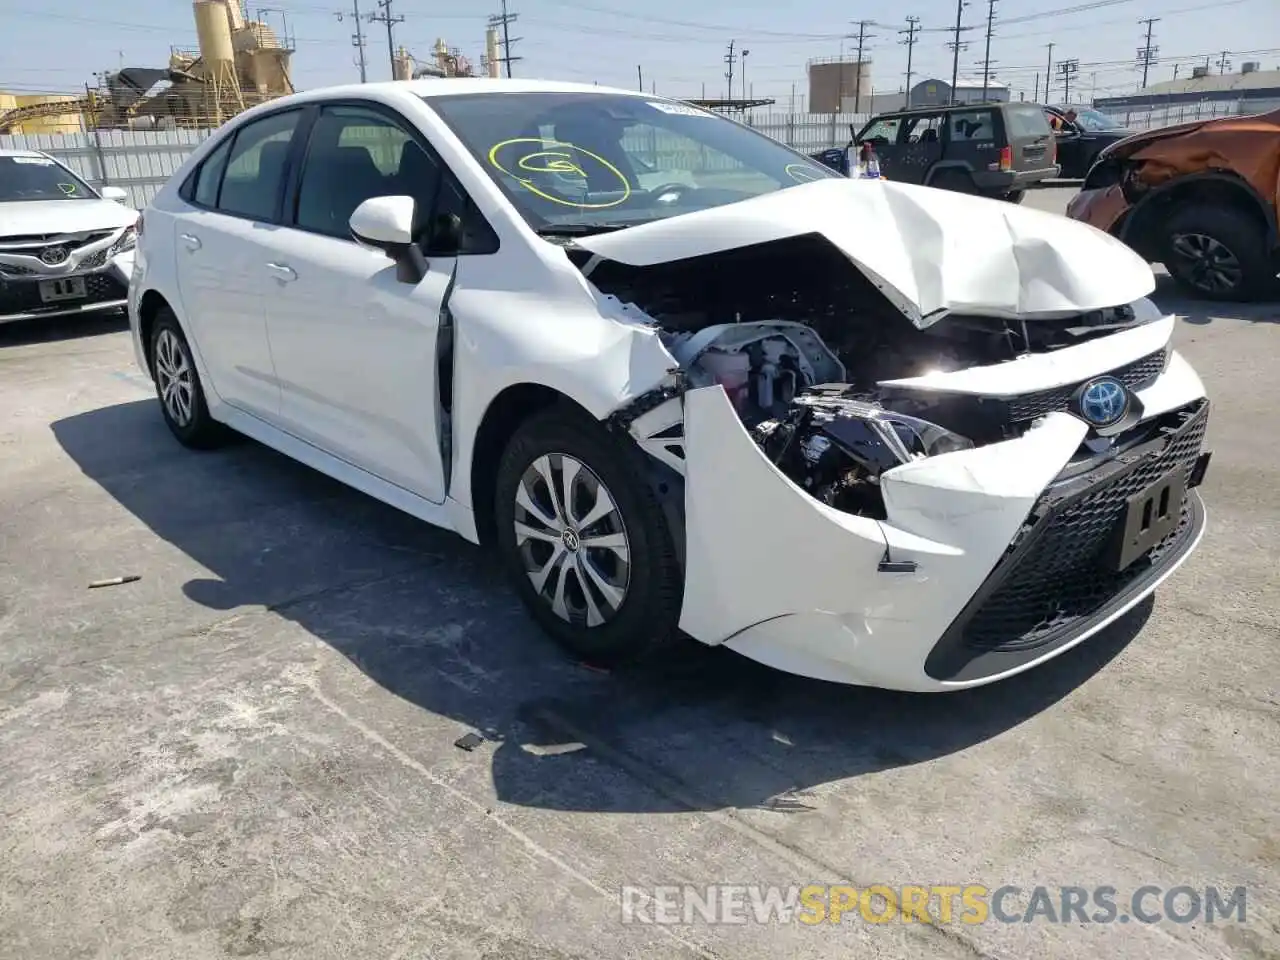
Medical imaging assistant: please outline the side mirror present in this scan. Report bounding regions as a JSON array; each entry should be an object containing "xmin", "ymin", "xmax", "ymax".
[
  {"xmin": 350, "ymin": 195, "xmax": 426, "ymax": 284},
  {"xmin": 100, "ymin": 186, "xmax": 128, "ymax": 203},
  {"xmin": 430, "ymin": 213, "xmax": 463, "ymax": 254}
]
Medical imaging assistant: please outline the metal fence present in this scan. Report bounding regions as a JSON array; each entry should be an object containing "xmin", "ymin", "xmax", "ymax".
[
  {"xmin": 1096, "ymin": 98, "xmax": 1280, "ymax": 130},
  {"xmin": 2, "ymin": 114, "xmax": 874, "ymax": 209}
]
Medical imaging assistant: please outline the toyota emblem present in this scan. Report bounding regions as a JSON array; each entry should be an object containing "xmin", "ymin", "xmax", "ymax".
[{"xmin": 39, "ymin": 245, "xmax": 70, "ymax": 265}]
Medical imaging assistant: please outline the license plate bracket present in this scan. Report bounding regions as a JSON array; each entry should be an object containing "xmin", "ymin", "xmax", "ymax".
[
  {"xmin": 39, "ymin": 276, "xmax": 87, "ymax": 303},
  {"xmin": 1105, "ymin": 468, "xmax": 1187, "ymax": 572}
]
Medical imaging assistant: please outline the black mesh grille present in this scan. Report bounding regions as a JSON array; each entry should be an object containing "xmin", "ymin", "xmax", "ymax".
[
  {"xmin": 958, "ymin": 400, "xmax": 1208, "ymax": 655},
  {"xmin": 0, "ymin": 271, "xmax": 126, "ymax": 314},
  {"xmin": 1005, "ymin": 348, "xmax": 1168, "ymax": 422}
]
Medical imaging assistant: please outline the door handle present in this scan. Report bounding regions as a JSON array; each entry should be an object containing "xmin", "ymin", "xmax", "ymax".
[
  {"xmin": 180, "ymin": 233, "xmax": 201, "ymax": 251},
  {"xmin": 266, "ymin": 262, "xmax": 297, "ymax": 282}
]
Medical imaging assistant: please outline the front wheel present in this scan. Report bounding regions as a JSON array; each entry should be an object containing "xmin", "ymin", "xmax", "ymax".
[
  {"xmin": 1163, "ymin": 204, "xmax": 1275, "ymax": 302},
  {"xmin": 493, "ymin": 407, "xmax": 683, "ymax": 667}
]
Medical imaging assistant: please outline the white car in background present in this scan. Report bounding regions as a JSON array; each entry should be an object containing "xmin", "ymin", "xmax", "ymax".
[
  {"xmin": 0, "ymin": 149, "xmax": 138, "ymax": 325},
  {"xmin": 128, "ymin": 80, "xmax": 1212, "ymax": 692}
]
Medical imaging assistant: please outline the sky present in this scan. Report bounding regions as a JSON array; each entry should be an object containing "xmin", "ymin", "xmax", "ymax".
[{"xmin": 3, "ymin": 0, "xmax": 1279, "ymax": 108}]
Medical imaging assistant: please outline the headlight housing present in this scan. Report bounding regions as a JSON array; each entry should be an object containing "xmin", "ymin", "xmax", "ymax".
[{"xmin": 108, "ymin": 225, "xmax": 137, "ymax": 256}]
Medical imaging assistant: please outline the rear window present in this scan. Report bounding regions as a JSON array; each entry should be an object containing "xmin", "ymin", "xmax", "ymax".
[{"xmin": 1003, "ymin": 105, "xmax": 1052, "ymax": 138}]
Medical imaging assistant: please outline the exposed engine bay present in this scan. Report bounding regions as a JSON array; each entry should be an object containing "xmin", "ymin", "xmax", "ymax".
[{"xmin": 580, "ymin": 234, "xmax": 1160, "ymax": 519}]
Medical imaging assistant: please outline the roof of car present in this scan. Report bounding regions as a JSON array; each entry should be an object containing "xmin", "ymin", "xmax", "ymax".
[
  {"xmin": 265, "ymin": 77, "xmax": 649, "ymax": 108},
  {"xmin": 0, "ymin": 148, "xmax": 50, "ymax": 159},
  {"xmin": 871, "ymin": 100, "xmax": 1035, "ymax": 119}
]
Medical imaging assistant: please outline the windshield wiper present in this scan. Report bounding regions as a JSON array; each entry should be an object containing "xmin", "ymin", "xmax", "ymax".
[{"xmin": 535, "ymin": 222, "xmax": 635, "ymax": 237}]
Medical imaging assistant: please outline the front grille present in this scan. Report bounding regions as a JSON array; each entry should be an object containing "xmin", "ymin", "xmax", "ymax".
[
  {"xmin": 0, "ymin": 272, "xmax": 127, "ymax": 314},
  {"xmin": 1005, "ymin": 348, "xmax": 1168, "ymax": 422},
  {"xmin": 954, "ymin": 399, "xmax": 1208, "ymax": 657}
]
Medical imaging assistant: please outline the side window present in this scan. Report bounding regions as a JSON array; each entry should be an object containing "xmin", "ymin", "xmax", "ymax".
[
  {"xmin": 901, "ymin": 114, "xmax": 944, "ymax": 144},
  {"xmin": 192, "ymin": 137, "xmax": 232, "ymax": 208},
  {"xmin": 431, "ymin": 175, "xmax": 499, "ymax": 256},
  {"xmin": 295, "ymin": 105, "xmax": 442, "ymax": 239},
  {"xmin": 217, "ymin": 110, "xmax": 300, "ymax": 221},
  {"xmin": 948, "ymin": 110, "xmax": 995, "ymax": 142},
  {"xmin": 858, "ymin": 117, "xmax": 901, "ymax": 145}
]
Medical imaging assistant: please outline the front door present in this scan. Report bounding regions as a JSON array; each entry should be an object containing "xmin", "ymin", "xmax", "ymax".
[
  {"xmin": 263, "ymin": 103, "xmax": 458, "ymax": 503},
  {"xmin": 895, "ymin": 113, "xmax": 946, "ymax": 184},
  {"xmin": 173, "ymin": 108, "xmax": 302, "ymax": 418}
]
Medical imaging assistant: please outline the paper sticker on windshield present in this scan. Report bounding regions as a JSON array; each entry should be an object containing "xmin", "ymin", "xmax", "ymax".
[
  {"xmin": 12, "ymin": 156, "xmax": 55, "ymax": 165},
  {"xmin": 646, "ymin": 101, "xmax": 712, "ymax": 118}
]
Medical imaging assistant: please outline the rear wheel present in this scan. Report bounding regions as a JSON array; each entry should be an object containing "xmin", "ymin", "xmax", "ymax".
[
  {"xmin": 1003, "ymin": 189, "xmax": 1026, "ymax": 204},
  {"xmin": 1162, "ymin": 204, "xmax": 1275, "ymax": 302},
  {"xmin": 927, "ymin": 169, "xmax": 977, "ymax": 194},
  {"xmin": 493, "ymin": 407, "xmax": 682, "ymax": 667},
  {"xmin": 150, "ymin": 308, "xmax": 229, "ymax": 449}
]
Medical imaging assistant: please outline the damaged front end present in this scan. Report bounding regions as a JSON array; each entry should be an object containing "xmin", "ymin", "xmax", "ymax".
[{"xmin": 577, "ymin": 214, "xmax": 1209, "ymax": 691}]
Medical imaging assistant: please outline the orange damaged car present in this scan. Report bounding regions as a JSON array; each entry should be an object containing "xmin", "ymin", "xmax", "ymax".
[{"xmin": 1066, "ymin": 108, "xmax": 1280, "ymax": 302}]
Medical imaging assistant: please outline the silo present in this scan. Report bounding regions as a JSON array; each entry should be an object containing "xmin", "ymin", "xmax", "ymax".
[
  {"xmin": 485, "ymin": 28, "xmax": 500, "ymax": 78},
  {"xmin": 193, "ymin": 0, "xmax": 244, "ymax": 124},
  {"xmin": 393, "ymin": 47, "xmax": 414, "ymax": 81}
]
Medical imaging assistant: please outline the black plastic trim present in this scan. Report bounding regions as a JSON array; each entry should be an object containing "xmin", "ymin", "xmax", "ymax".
[{"xmin": 924, "ymin": 400, "xmax": 1209, "ymax": 683}]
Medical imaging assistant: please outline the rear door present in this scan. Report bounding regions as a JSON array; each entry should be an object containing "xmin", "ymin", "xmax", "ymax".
[
  {"xmin": 895, "ymin": 113, "xmax": 945, "ymax": 184},
  {"xmin": 944, "ymin": 107, "xmax": 1003, "ymax": 176},
  {"xmin": 1001, "ymin": 103, "xmax": 1056, "ymax": 174}
]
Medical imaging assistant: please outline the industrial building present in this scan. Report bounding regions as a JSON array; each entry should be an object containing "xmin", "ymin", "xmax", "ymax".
[
  {"xmin": 0, "ymin": 93, "xmax": 84, "ymax": 135},
  {"xmin": 807, "ymin": 56, "xmax": 874, "ymax": 113},
  {"xmin": 1094, "ymin": 61, "xmax": 1280, "ymax": 114}
]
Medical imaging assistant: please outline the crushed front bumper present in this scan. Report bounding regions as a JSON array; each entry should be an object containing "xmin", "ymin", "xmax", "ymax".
[
  {"xmin": 0, "ymin": 256, "xmax": 132, "ymax": 325},
  {"xmin": 673, "ymin": 325, "xmax": 1209, "ymax": 692}
]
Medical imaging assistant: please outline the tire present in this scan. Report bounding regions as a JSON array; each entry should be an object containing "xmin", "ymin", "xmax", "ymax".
[
  {"xmin": 927, "ymin": 169, "xmax": 976, "ymax": 194},
  {"xmin": 149, "ymin": 307, "xmax": 229, "ymax": 449},
  {"xmin": 1003, "ymin": 189, "xmax": 1026, "ymax": 204},
  {"xmin": 493, "ymin": 405, "xmax": 683, "ymax": 667},
  {"xmin": 1162, "ymin": 204, "xmax": 1275, "ymax": 302}
]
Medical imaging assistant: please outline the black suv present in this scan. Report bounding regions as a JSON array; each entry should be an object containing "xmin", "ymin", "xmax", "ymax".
[{"xmin": 813, "ymin": 102, "xmax": 1061, "ymax": 202}]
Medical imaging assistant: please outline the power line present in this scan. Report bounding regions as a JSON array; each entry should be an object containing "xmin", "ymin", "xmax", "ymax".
[
  {"xmin": 368, "ymin": 0, "xmax": 404, "ymax": 78},
  {"xmin": 724, "ymin": 39, "xmax": 738, "ymax": 100},
  {"xmin": 1137, "ymin": 17, "xmax": 1159, "ymax": 88},
  {"xmin": 980, "ymin": 0, "xmax": 998, "ymax": 99},
  {"xmin": 488, "ymin": 0, "xmax": 521, "ymax": 78},
  {"xmin": 900, "ymin": 17, "xmax": 921, "ymax": 107},
  {"xmin": 335, "ymin": 0, "xmax": 368, "ymax": 83},
  {"xmin": 850, "ymin": 20, "xmax": 877, "ymax": 112}
]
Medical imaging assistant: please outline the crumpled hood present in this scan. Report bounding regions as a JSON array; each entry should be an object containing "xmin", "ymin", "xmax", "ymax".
[
  {"xmin": 0, "ymin": 198, "xmax": 136, "ymax": 238},
  {"xmin": 575, "ymin": 177, "xmax": 1155, "ymax": 328},
  {"xmin": 1097, "ymin": 119, "xmax": 1213, "ymax": 162}
]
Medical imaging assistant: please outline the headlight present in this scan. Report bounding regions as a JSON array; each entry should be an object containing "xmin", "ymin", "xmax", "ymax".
[
  {"xmin": 1082, "ymin": 157, "xmax": 1122, "ymax": 191},
  {"xmin": 109, "ymin": 226, "xmax": 137, "ymax": 256},
  {"xmin": 797, "ymin": 395, "xmax": 974, "ymax": 476}
]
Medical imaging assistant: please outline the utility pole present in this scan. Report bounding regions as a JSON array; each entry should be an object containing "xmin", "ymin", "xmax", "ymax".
[
  {"xmin": 369, "ymin": 0, "xmax": 403, "ymax": 79},
  {"xmin": 1058, "ymin": 58, "xmax": 1078, "ymax": 103},
  {"xmin": 1217, "ymin": 50, "xmax": 1231, "ymax": 74},
  {"xmin": 980, "ymin": 0, "xmax": 998, "ymax": 99},
  {"xmin": 1033, "ymin": 71, "xmax": 1039, "ymax": 101},
  {"xmin": 1137, "ymin": 17, "xmax": 1159, "ymax": 88},
  {"xmin": 1044, "ymin": 42, "xmax": 1054, "ymax": 103},
  {"xmin": 335, "ymin": 0, "xmax": 368, "ymax": 83},
  {"xmin": 850, "ymin": 20, "xmax": 877, "ymax": 113},
  {"xmin": 949, "ymin": 0, "xmax": 968, "ymax": 104},
  {"xmin": 637, "ymin": 65, "xmax": 642, "ymax": 91},
  {"xmin": 900, "ymin": 17, "xmax": 920, "ymax": 108},
  {"xmin": 724, "ymin": 39, "xmax": 737, "ymax": 101},
  {"xmin": 488, "ymin": 0, "xmax": 521, "ymax": 78}
]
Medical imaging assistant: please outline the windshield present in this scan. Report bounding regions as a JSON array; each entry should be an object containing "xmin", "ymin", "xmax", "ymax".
[
  {"xmin": 424, "ymin": 92, "xmax": 841, "ymax": 234},
  {"xmin": 1066, "ymin": 109, "xmax": 1123, "ymax": 132},
  {"xmin": 0, "ymin": 155, "xmax": 97, "ymax": 201}
]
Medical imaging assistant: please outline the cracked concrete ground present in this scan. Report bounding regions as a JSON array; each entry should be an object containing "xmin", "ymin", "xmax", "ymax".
[{"xmin": 1, "ymin": 188, "xmax": 1277, "ymax": 959}]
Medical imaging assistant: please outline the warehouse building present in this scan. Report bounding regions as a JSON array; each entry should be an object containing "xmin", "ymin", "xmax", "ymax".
[{"xmin": 1094, "ymin": 61, "xmax": 1280, "ymax": 126}]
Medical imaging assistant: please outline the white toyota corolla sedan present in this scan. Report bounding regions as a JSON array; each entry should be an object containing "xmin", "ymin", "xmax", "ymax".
[
  {"xmin": 1, "ymin": 149, "xmax": 138, "ymax": 326},
  {"xmin": 128, "ymin": 79, "xmax": 1212, "ymax": 692}
]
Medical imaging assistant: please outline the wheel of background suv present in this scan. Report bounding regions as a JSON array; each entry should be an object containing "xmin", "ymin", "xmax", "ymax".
[
  {"xmin": 149, "ymin": 307, "xmax": 228, "ymax": 449},
  {"xmin": 1163, "ymin": 204, "xmax": 1274, "ymax": 302},
  {"xmin": 927, "ymin": 169, "xmax": 976, "ymax": 194},
  {"xmin": 493, "ymin": 406, "xmax": 682, "ymax": 667},
  {"xmin": 1003, "ymin": 189, "xmax": 1026, "ymax": 204}
]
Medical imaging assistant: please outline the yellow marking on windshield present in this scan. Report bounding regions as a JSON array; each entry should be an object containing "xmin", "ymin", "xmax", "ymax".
[{"xmin": 487, "ymin": 138, "xmax": 631, "ymax": 208}]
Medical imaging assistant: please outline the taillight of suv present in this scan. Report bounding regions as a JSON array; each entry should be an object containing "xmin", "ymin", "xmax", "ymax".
[{"xmin": 999, "ymin": 146, "xmax": 1012, "ymax": 172}]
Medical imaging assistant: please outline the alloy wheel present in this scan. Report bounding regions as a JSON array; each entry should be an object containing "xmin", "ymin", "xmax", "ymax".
[
  {"xmin": 1170, "ymin": 232, "xmax": 1244, "ymax": 295},
  {"xmin": 513, "ymin": 453, "xmax": 631, "ymax": 628},
  {"xmin": 154, "ymin": 328, "xmax": 195, "ymax": 427}
]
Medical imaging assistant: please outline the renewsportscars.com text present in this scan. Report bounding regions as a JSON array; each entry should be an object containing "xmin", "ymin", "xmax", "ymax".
[{"xmin": 619, "ymin": 884, "xmax": 1248, "ymax": 926}]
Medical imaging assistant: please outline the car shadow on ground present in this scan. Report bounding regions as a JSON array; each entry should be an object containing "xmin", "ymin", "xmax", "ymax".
[
  {"xmin": 0, "ymin": 311, "xmax": 129, "ymax": 347},
  {"xmin": 1151, "ymin": 274, "xmax": 1280, "ymax": 325},
  {"xmin": 52, "ymin": 399, "xmax": 1153, "ymax": 815}
]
